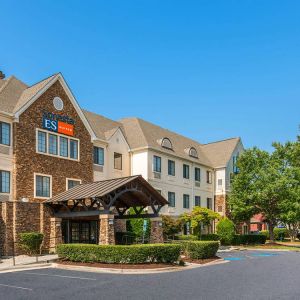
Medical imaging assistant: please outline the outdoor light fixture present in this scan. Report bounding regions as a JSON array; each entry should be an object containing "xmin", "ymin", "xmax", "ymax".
[
  {"xmin": 158, "ymin": 221, "xmax": 163, "ymax": 227},
  {"xmin": 109, "ymin": 219, "xmax": 114, "ymax": 225}
]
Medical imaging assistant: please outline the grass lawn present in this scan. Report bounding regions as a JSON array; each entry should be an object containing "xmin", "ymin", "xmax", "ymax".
[{"xmin": 241, "ymin": 243, "xmax": 300, "ymax": 251}]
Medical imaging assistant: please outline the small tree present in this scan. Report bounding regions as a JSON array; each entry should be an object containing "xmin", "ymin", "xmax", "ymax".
[
  {"xmin": 162, "ymin": 215, "xmax": 182, "ymax": 239},
  {"xmin": 126, "ymin": 207, "xmax": 150, "ymax": 241},
  {"xmin": 216, "ymin": 218, "xmax": 235, "ymax": 245},
  {"xmin": 181, "ymin": 207, "xmax": 220, "ymax": 240}
]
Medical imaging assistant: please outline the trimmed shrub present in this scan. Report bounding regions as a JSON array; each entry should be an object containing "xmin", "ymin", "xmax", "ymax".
[
  {"xmin": 260, "ymin": 230, "xmax": 269, "ymax": 239},
  {"xmin": 57, "ymin": 244, "xmax": 181, "ymax": 264},
  {"xmin": 176, "ymin": 241, "xmax": 219, "ymax": 259},
  {"xmin": 174, "ymin": 235, "xmax": 198, "ymax": 241},
  {"xmin": 19, "ymin": 232, "xmax": 44, "ymax": 255},
  {"xmin": 232, "ymin": 234, "xmax": 267, "ymax": 245},
  {"xmin": 200, "ymin": 234, "xmax": 220, "ymax": 241},
  {"xmin": 260, "ymin": 228, "xmax": 289, "ymax": 241},
  {"xmin": 216, "ymin": 218, "xmax": 235, "ymax": 245}
]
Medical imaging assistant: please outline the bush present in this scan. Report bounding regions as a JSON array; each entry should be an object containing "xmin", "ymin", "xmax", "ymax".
[
  {"xmin": 232, "ymin": 234, "xmax": 267, "ymax": 245},
  {"xmin": 115, "ymin": 232, "xmax": 136, "ymax": 245},
  {"xmin": 260, "ymin": 228, "xmax": 289, "ymax": 240},
  {"xmin": 216, "ymin": 218, "xmax": 235, "ymax": 245},
  {"xmin": 200, "ymin": 234, "xmax": 220, "ymax": 241},
  {"xmin": 19, "ymin": 232, "xmax": 44, "ymax": 255},
  {"xmin": 174, "ymin": 235, "xmax": 198, "ymax": 241},
  {"xmin": 178, "ymin": 241, "xmax": 219, "ymax": 259},
  {"xmin": 57, "ymin": 244, "xmax": 181, "ymax": 264}
]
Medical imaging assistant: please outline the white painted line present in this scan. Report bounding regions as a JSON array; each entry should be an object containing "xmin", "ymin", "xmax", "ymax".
[
  {"xmin": 23, "ymin": 272, "xmax": 96, "ymax": 281},
  {"xmin": 0, "ymin": 283, "xmax": 32, "ymax": 291}
]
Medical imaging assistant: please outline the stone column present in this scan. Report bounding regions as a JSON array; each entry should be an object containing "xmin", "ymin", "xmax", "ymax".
[
  {"xmin": 150, "ymin": 217, "xmax": 164, "ymax": 244},
  {"xmin": 99, "ymin": 214, "xmax": 115, "ymax": 245},
  {"xmin": 49, "ymin": 217, "xmax": 62, "ymax": 253}
]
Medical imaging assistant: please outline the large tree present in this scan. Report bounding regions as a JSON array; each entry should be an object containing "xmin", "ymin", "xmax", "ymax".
[
  {"xmin": 181, "ymin": 207, "xmax": 220, "ymax": 239},
  {"xmin": 229, "ymin": 136, "xmax": 300, "ymax": 242}
]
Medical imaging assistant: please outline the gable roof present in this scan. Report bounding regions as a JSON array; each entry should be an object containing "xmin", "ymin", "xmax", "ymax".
[
  {"xmin": 201, "ymin": 137, "xmax": 241, "ymax": 168},
  {"xmin": 119, "ymin": 117, "xmax": 213, "ymax": 167}
]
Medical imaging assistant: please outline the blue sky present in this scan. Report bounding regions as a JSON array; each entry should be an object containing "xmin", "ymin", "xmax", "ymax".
[{"xmin": 1, "ymin": 1, "xmax": 299, "ymax": 151}]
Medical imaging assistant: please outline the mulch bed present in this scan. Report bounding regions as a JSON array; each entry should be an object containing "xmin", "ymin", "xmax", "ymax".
[
  {"xmin": 58, "ymin": 260, "xmax": 180, "ymax": 269},
  {"xmin": 183, "ymin": 256, "xmax": 221, "ymax": 264}
]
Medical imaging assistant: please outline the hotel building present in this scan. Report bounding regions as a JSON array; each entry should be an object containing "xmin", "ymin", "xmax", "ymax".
[{"xmin": 0, "ymin": 71, "xmax": 244, "ymax": 255}]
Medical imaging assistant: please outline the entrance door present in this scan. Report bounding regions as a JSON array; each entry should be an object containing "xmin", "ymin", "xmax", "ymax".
[{"xmin": 62, "ymin": 220, "xmax": 98, "ymax": 244}]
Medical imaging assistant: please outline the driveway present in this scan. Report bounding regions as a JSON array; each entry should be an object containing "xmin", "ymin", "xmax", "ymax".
[{"xmin": 0, "ymin": 250, "xmax": 299, "ymax": 300}]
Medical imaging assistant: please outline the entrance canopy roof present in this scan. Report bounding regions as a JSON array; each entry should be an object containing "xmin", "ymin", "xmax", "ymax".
[{"xmin": 45, "ymin": 175, "xmax": 168, "ymax": 219}]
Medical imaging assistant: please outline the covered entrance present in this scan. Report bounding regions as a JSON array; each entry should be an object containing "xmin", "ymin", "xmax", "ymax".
[{"xmin": 45, "ymin": 175, "xmax": 168, "ymax": 249}]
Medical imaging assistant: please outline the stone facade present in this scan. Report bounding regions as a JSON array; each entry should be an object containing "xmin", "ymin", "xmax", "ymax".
[
  {"xmin": 49, "ymin": 217, "xmax": 62, "ymax": 252},
  {"xmin": 150, "ymin": 217, "xmax": 164, "ymax": 243},
  {"xmin": 99, "ymin": 214, "xmax": 115, "ymax": 245},
  {"xmin": 214, "ymin": 194, "xmax": 230, "ymax": 217},
  {"xmin": 14, "ymin": 80, "xmax": 94, "ymax": 203}
]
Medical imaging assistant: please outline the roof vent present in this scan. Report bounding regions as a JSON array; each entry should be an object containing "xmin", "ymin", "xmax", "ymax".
[{"xmin": 0, "ymin": 71, "xmax": 5, "ymax": 80}]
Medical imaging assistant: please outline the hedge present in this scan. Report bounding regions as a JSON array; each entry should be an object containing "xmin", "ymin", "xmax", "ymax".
[
  {"xmin": 199, "ymin": 234, "xmax": 220, "ymax": 241},
  {"xmin": 57, "ymin": 244, "xmax": 181, "ymax": 264},
  {"xmin": 174, "ymin": 235, "xmax": 198, "ymax": 241},
  {"xmin": 19, "ymin": 232, "xmax": 44, "ymax": 255},
  {"xmin": 232, "ymin": 234, "xmax": 266, "ymax": 245},
  {"xmin": 175, "ymin": 241, "xmax": 219, "ymax": 259},
  {"xmin": 260, "ymin": 228, "xmax": 289, "ymax": 240},
  {"xmin": 174, "ymin": 234, "xmax": 219, "ymax": 241}
]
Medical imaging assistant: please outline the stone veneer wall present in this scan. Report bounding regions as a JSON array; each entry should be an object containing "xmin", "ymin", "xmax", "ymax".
[
  {"xmin": 214, "ymin": 194, "xmax": 230, "ymax": 217},
  {"xmin": 13, "ymin": 80, "xmax": 94, "ymax": 202},
  {"xmin": 0, "ymin": 201, "xmax": 54, "ymax": 256}
]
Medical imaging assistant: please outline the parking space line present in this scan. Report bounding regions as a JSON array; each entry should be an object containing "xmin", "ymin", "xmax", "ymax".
[
  {"xmin": 23, "ymin": 272, "xmax": 96, "ymax": 281},
  {"xmin": 0, "ymin": 283, "xmax": 32, "ymax": 291}
]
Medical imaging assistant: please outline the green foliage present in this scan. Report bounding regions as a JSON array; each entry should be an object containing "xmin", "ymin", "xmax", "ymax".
[
  {"xmin": 260, "ymin": 228, "xmax": 289, "ymax": 241},
  {"xmin": 180, "ymin": 207, "xmax": 220, "ymax": 239},
  {"xmin": 162, "ymin": 215, "xmax": 182, "ymax": 239},
  {"xmin": 232, "ymin": 234, "xmax": 267, "ymax": 245},
  {"xmin": 216, "ymin": 218, "xmax": 235, "ymax": 245},
  {"xmin": 126, "ymin": 207, "xmax": 151, "ymax": 240},
  {"xmin": 200, "ymin": 234, "xmax": 220, "ymax": 241},
  {"xmin": 57, "ymin": 244, "xmax": 181, "ymax": 264},
  {"xmin": 229, "ymin": 137, "xmax": 300, "ymax": 242},
  {"xmin": 175, "ymin": 235, "xmax": 198, "ymax": 241},
  {"xmin": 177, "ymin": 241, "xmax": 219, "ymax": 259},
  {"xmin": 19, "ymin": 232, "xmax": 44, "ymax": 255}
]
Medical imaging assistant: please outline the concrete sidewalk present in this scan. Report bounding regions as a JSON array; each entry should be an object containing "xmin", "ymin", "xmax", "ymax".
[{"xmin": 0, "ymin": 254, "xmax": 58, "ymax": 271}]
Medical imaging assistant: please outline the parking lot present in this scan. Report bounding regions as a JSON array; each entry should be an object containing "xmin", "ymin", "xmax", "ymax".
[{"xmin": 0, "ymin": 250, "xmax": 299, "ymax": 300}]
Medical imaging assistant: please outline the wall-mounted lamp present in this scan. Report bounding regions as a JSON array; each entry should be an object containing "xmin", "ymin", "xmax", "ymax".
[
  {"xmin": 109, "ymin": 219, "xmax": 114, "ymax": 225},
  {"xmin": 158, "ymin": 221, "xmax": 163, "ymax": 227}
]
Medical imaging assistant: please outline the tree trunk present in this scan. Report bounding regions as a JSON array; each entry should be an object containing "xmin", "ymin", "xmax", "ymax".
[{"xmin": 269, "ymin": 223, "xmax": 275, "ymax": 243}]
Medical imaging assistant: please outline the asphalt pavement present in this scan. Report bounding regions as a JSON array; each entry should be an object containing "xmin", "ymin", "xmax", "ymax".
[{"xmin": 0, "ymin": 250, "xmax": 299, "ymax": 300}]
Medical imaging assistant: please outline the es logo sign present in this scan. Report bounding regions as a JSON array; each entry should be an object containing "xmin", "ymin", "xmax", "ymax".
[{"xmin": 42, "ymin": 112, "xmax": 74, "ymax": 136}]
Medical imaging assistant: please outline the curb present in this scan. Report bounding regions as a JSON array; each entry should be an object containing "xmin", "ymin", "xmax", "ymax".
[
  {"xmin": 0, "ymin": 263, "xmax": 53, "ymax": 274},
  {"xmin": 52, "ymin": 259, "xmax": 228, "ymax": 274}
]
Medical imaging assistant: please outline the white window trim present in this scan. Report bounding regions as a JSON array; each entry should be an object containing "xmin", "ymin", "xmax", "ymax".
[
  {"xmin": 0, "ymin": 168, "xmax": 11, "ymax": 194},
  {"xmin": 36, "ymin": 128, "xmax": 80, "ymax": 161},
  {"xmin": 66, "ymin": 178, "xmax": 82, "ymax": 190},
  {"xmin": 152, "ymin": 155, "xmax": 162, "ymax": 173},
  {"xmin": 34, "ymin": 172, "xmax": 52, "ymax": 199},
  {"xmin": 0, "ymin": 121, "xmax": 12, "ymax": 148},
  {"xmin": 93, "ymin": 146, "xmax": 104, "ymax": 166}
]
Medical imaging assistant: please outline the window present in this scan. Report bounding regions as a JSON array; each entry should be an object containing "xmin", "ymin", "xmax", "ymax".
[
  {"xmin": 70, "ymin": 139, "xmax": 78, "ymax": 160},
  {"xmin": 168, "ymin": 192, "xmax": 176, "ymax": 207},
  {"xmin": 37, "ymin": 130, "xmax": 79, "ymax": 161},
  {"xmin": 67, "ymin": 179, "xmax": 81, "ymax": 190},
  {"xmin": 195, "ymin": 167, "xmax": 201, "ymax": 182},
  {"xmin": 183, "ymin": 194, "xmax": 190, "ymax": 209},
  {"xmin": 183, "ymin": 164, "xmax": 190, "ymax": 179},
  {"xmin": 0, "ymin": 122, "xmax": 10, "ymax": 146},
  {"xmin": 114, "ymin": 152, "xmax": 122, "ymax": 170},
  {"xmin": 168, "ymin": 160, "xmax": 175, "ymax": 176},
  {"xmin": 48, "ymin": 134, "xmax": 58, "ymax": 155},
  {"xmin": 60, "ymin": 137, "xmax": 68, "ymax": 157},
  {"xmin": 207, "ymin": 198, "xmax": 213, "ymax": 210},
  {"xmin": 189, "ymin": 147, "xmax": 198, "ymax": 158},
  {"xmin": 153, "ymin": 155, "xmax": 161, "ymax": 173},
  {"xmin": 206, "ymin": 171, "xmax": 212, "ymax": 184},
  {"xmin": 38, "ymin": 131, "xmax": 47, "ymax": 153},
  {"xmin": 218, "ymin": 179, "xmax": 223, "ymax": 186},
  {"xmin": 94, "ymin": 147, "xmax": 104, "ymax": 165},
  {"xmin": 161, "ymin": 138, "xmax": 173, "ymax": 150},
  {"xmin": 233, "ymin": 154, "xmax": 239, "ymax": 174},
  {"xmin": 195, "ymin": 196, "xmax": 201, "ymax": 207},
  {"xmin": 35, "ymin": 174, "xmax": 51, "ymax": 198},
  {"xmin": 0, "ymin": 170, "xmax": 10, "ymax": 193}
]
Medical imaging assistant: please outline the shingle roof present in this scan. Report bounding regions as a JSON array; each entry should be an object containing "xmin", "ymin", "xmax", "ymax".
[
  {"xmin": 0, "ymin": 74, "xmax": 57, "ymax": 114},
  {"xmin": 82, "ymin": 109, "xmax": 124, "ymax": 141},
  {"xmin": 119, "ymin": 117, "xmax": 213, "ymax": 167},
  {"xmin": 201, "ymin": 137, "xmax": 240, "ymax": 168}
]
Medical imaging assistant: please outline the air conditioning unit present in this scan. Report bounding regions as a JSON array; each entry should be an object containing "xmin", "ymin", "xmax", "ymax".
[{"xmin": 153, "ymin": 172, "xmax": 161, "ymax": 179}]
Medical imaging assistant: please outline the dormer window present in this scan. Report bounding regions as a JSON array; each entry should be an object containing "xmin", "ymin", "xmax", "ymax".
[
  {"xmin": 189, "ymin": 147, "xmax": 198, "ymax": 158},
  {"xmin": 161, "ymin": 138, "xmax": 173, "ymax": 150}
]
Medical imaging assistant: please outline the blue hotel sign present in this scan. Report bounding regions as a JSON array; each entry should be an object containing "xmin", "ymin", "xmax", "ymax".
[{"xmin": 42, "ymin": 111, "xmax": 75, "ymax": 136}]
